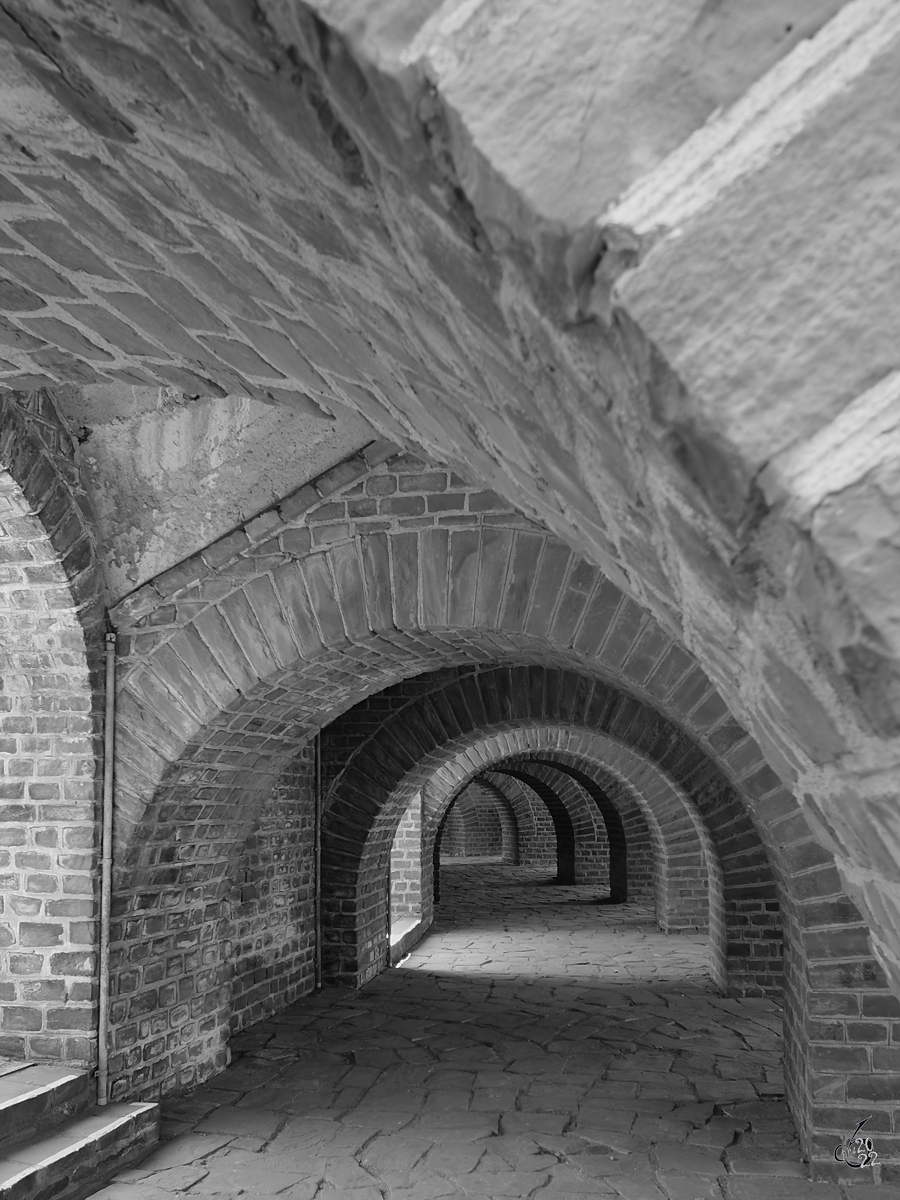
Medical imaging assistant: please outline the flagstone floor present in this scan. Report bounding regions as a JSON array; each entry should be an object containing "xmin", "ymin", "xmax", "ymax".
[{"xmin": 94, "ymin": 862, "xmax": 895, "ymax": 1200}]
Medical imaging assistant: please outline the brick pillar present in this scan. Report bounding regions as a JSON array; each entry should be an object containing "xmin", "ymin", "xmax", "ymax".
[
  {"xmin": 0, "ymin": 392, "xmax": 103, "ymax": 1069},
  {"xmin": 390, "ymin": 791, "xmax": 423, "ymax": 923}
]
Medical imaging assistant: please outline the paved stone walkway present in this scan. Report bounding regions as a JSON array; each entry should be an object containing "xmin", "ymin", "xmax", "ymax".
[{"xmin": 96, "ymin": 864, "xmax": 895, "ymax": 1200}]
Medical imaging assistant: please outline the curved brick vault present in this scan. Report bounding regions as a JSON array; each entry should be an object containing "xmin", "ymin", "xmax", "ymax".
[
  {"xmin": 332, "ymin": 719, "xmax": 715, "ymax": 978},
  {"xmin": 96, "ymin": 455, "xmax": 900, "ymax": 1167},
  {"xmin": 0, "ymin": 391, "xmax": 105, "ymax": 1066},
  {"xmin": 497, "ymin": 754, "xmax": 703, "ymax": 928},
  {"xmin": 504, "ymin": 759, "xmax": 633, "ymax": 904}
]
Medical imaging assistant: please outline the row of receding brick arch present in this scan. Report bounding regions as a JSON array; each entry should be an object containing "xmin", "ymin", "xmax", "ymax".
[
  {"xmin": 101, "ymin": 451, "xmax": 896, "ymax": 1162},
  {"xmin": 320, "ymin": 675, "xmax": 751, "ymax": 990},
  {"xmin": 427, "ymin": 753, "xmax": 686, "ymax": 926},
  {"xmin": 3, "ymin": 426, "xmax": 895, "ymax": 1168}
]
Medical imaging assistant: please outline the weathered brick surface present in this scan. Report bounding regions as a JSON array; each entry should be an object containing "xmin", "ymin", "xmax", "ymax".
[
  {"xmin": 0, "ymin": 391, "xmax": 103, "ymax": 1065},
  {"xmin": 315, "ymin": 663, "xmax": 896, "ymax": 1166},
  {"xmin": 0, "ymin": 6, "xmax": 894, "ymax": 1179}
]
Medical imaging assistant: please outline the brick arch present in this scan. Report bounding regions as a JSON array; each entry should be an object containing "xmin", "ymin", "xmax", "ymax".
[
  {"xmin": 433, "ymin": 782, "xmax": 520, "ymax": 907},
  {"xmin": 318, "ymin": 663, "xmax": 900, "ymax": 1161},
  {"xmin": 489, "ymin": 767, "xmax": 577, "ymax": 884},
  {"xmin": 506, "ymin": 759, "xmax": 632, "ymax": 903},
  {"xmin": 109, "ymin": 458, "xmax": 898, "ymax": 1153},
  {"xmin": 110, "ymin": 458, "xmax": 790, "ymax": 971},
  {"xmin": 321, "ymin": 701, "xmax": 734, "ymax": 991},
  {"xmin": 474, "ymin": 775, "xmax": 550, "ymax": 870},
  {"xmin": 0, "ymin": 390, "xmax": 104, "ymax": 1067},
  {"xmin": 487, "ymin": 763, "xmax": 615, "ymax": 889},
  {"xmin": 111, "ymin": 453, "xmax": 779, "ymax": 872},
  {"xmin": 108, "ymin": 473, "xmax": 762, "ymax": 1103},
  {"xmin": 509, "ymin": 750, "xmax": 720, "ymax": 939}
]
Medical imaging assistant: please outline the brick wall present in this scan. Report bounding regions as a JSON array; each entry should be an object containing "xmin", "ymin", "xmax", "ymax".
[
  {"xmin": 230, "ymin": 753, "xmax": 317, "ymax": 1034},
  {"xmin": 0, "ymin": 391, "xmax": 104, "ymax": 1066},
  {"xmin": 390, "ymin": 791, "xmax": 422, "ymax": 922},
  {"xmin": 107, "ymin": 747, "xmax": 319, "ymax": 1101}
]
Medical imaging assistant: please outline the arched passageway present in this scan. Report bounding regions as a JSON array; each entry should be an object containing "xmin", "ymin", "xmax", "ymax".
[
  {"xmin": 436, "ymin": 782, "xmax": 518, "ymax": 863},
  {"xmin": 489, "ymin": 766, "xmax": 577, "ymax": 884},
  {"xmin": 100, "ymin": 454, "xmax": 896, "ymax": 1174}
]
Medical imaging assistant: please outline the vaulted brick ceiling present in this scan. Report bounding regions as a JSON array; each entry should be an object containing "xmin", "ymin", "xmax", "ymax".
[{"xmin": 2, "ymin": 0, "xmax": 900, "ymax": 1175}]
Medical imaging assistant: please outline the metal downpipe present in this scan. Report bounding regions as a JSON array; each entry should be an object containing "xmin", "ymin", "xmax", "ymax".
[{"xmin": 97, "ymin": 631, "xmax": 116, "ymax": 1106}]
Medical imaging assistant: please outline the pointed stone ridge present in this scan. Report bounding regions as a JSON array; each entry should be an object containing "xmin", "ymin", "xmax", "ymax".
[
  {"xmin": 761, "ymin": 368, "xmax": 900, "ymax": 520},
  {"xmin": 600, "ymin": 0, "xmax": 900, "ymax": 243}
]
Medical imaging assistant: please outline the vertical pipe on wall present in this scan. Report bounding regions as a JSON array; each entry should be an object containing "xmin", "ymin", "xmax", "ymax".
[
  {"xmin": 97, "ymin": 631, "xmax": 116, "ymax": 1107},
  {"xmin": 314, "ymin": 731, "xmax": 322, "ymax": 990}
]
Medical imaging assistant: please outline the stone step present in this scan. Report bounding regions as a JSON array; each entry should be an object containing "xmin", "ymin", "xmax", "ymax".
[
  {"xmin": 0, "ymin": 1065, "xmax": 92, "ymax": 1155},
  {"xmin": 0, "ymin": 1103, "xmax": 159, "ymax": 1200}
]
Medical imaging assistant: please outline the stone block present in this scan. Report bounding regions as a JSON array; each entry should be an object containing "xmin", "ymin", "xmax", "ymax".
[
  {"xmin": 200, "ymin": 334, "xmax": 285, "ymax": 379},
  {"xmin": 244, "ymin": 575, "xmax": 300, "ymax": 669},
  {"xmin": 105, "ymin": 292, "xmax": 204, "ymax": 359},
  {"xmin": 1, "ymin": 1005, "xmax": 42, "ymax": 1030},
  {"xmin": 50, "ymin": 951, "xmax": 96, "ymax": 975},
  {"xmin": 847, "ymin": 1074, "xmax": 900, "ymax": 1101},
  {"xmin": 10, "ymin": 219, "xmax": 122, "ymax": 278},
  {"xmin": 20, "ymin": 316, "xmax": 112, "ymax": 360},
  {"xmin": 2, "ymin": 253, "xmax": 84, "ymax": 299},
  {"xmin": 381, "ymin": 496, "xmax": 426, "ymax": 516},
  {"xmin": 60, "ymin": 304, "xmax": 160, "ymax": 356}
]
